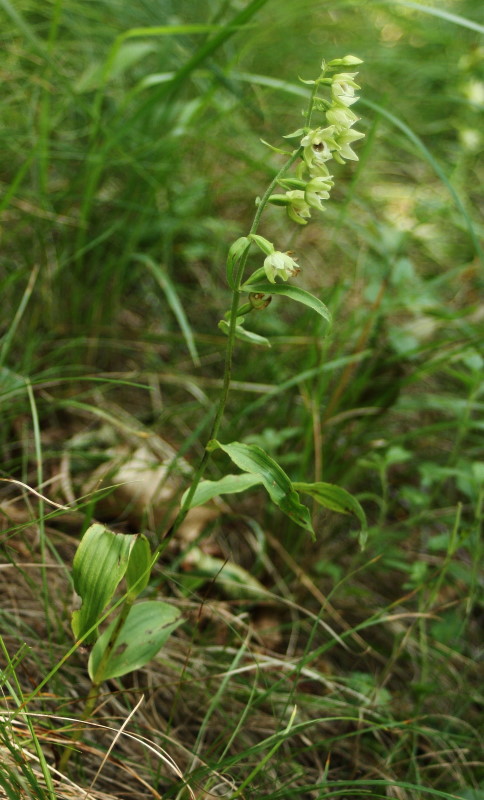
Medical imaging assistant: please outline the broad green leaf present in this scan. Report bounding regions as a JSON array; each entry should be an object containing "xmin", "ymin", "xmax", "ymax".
[
  {"xmin": 208, "ymin": 440, "xmax": 314, "ymax": 537},
  {"xmin": 71, "ymin": 524, "xmax": 136, "ymax": 643},
  {"xmin": 218, "ymin": 319, "xmax": 271, "ymax": 347},
  {"xmin": 182, "ymin": 473, "xmax": 263, "ymax": 508},
  {"xmin": 242, "ymin": 283, "xmax": 331, "ymax": 326},
  {"xmin": 88, "ymin": 601, "xmax": 182, "ymax": 682},
  {"xmin": 294, "ymin": 481, "xmax": 367, "ymax": 547},
  {"xmin": 185, "ymin": 547, "xmax": 266, "ymax": 600},
  {"xmin": 125, "ymin": 535, "xmax": 152, "ymax": 600},
  {"xmin": 226, "ymin": 236, "xmax": 251, "ymax": 289}
]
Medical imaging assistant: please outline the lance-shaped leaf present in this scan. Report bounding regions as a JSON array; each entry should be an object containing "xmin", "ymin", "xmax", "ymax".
[
  {"xmin": 182, "ymin": 473, "xmax": 263, "ymax": 508},
  {"xmin": 294, "ymin": 481, "xmax": 368, "ymax": 547},
  {"xmin": 208, "ymin": 440, "xmax": 314, "ymax": 537},
  {"xmin": 125, "ymin": 534, "xmax": 152, "ymax": 600},
  {"xmin": 241, "ymin": 282, "xmax": 331, "ymax": 327},
  {"xmin": 71, "ymin": 524, "xmax": 136, "ymax": 643},
  {"xmin": 88, "ymin": 601, "xmax": 182, "ymax": 682},
  {"xmin": 218, "ymin": 319, "xmax": 271, "ymax": 347}
]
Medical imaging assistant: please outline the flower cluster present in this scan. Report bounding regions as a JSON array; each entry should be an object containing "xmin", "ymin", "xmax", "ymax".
[
  {"xmin": 301, "ymin": 69, "xmax": 364, "ymax": 173},
  {"xmin": 219, "ymin": 55, "xmax": 366, "ymax": 349},
  {"xmin": 267, "ymin": 55, "xmax": 364, "ymax": 250}
]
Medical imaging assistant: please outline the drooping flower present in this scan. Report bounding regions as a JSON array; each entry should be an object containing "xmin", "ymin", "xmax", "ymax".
[
  {"xmin": 333, "ymin": 127, "xmax": 365, "ymax": 161},
  {"xmin": 304, "ymin": 175, "xmax": 334, "ymax": 211},
  {"xmin": 263, "ymin": 251, "xmax": 300, "ymax": 283},
  {"xmin": 302, "ymin": 159, "xmax": 332, "ymax": 180},
  {"xmin": 285, "ymin": 190, "xmax": 312, "ymax": 225},
  {"xmin": 326, "ymin": 104, "xmax": 359, "ymax": 130},
  {"xmin": 331, "ymin": 72, "xmax": 360, "ymax": 107},
  {"xmin": 300, "ymin": 126, "xmax": 338, "ymax": 171}
]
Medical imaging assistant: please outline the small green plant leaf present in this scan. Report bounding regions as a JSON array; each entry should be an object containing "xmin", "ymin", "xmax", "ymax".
[
  {"xmin": 283, "ymin": 127, "xmax": 307, "ymax": 138},
  {"xmin": 260, "ymin": 138, "xmax": 293, "ymax": 155},
  {"xmin": 347, "ymin": 671, "xmax": 391, "ymax": 707},
  {"xmin": 242, "ymin": 282, "xmax": 331, "ymax": 326},
  {"xmin": 294, "ymin": 481, "xmax": 367, "ymax": 547},
  {"xmin": 88, "ymin": 601, "xmax": 182, "ymax": 682},
  {"xmin": 208, "ymin": 440, "xmax": 314, "ymax": 537},
  {"xmin": 71, "ymin": 524, "xmax": 136, "ymax": 644},
  {"xmin": 125, "ymin": 534, "xmax": 152, "ymax": 600},
  {"xmin": 218, "ymin": 319, "xmax": 271, "ymax": 347},
  {"xmin": 182, "ymin": 473, "xmax": 263, "ymax": 508}
]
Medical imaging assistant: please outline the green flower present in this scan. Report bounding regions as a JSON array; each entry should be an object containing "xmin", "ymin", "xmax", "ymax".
[
  {"xmin": 301, "ymin": 126, "xmax": 337, "ymax": 170},
  {"xmin": 331, "ymin": 72, "xmax": 360, "ymax": 107},
  {"xmin": 302, "ymin": 160, "xmax": 331, "ymax": 180},
  {"xmin": 263, "ymin": 251, "xmax": 300, "ymax": 283},
  {"xmin": 333, "ymin": 127, "xmax": 365, "ymax": 162},
  {"xmin": 304, "ymin": 175, "xmax": 334, "ymax": 211},
  {"xmin": 326, "ymin": 104, "xmax": 359, "ymax": 129},
  {"xmin": 285, "ymin": 190, "xmax": 312, "ymax": 225}
]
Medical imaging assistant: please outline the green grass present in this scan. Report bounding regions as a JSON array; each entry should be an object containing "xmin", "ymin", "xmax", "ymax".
[{"xmin": 1, "ymin": 0, "xmax": 483, "ymax": 798}]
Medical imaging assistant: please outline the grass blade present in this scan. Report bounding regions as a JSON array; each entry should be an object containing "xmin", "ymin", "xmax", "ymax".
[{"xmin": 134, "ymin": 254, "xmax": 200, "ymax": 366}]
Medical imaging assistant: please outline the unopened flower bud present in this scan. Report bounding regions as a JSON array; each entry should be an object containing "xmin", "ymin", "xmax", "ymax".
[{"xmin": 328, "ymin": 55, "xmax": 363, "ymax": 67}]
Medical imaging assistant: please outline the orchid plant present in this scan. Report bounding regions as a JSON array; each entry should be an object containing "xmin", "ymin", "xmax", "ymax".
[{"xmin": 66, "ymin": 55, "xmax": 367, "ymax": 765}]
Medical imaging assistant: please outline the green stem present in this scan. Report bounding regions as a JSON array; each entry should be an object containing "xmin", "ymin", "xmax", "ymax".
[
  {"xmin": 58, "ymin": 597, "xmax": 133, "ymax": 771},
  {"xmin": 249, "ymin": 147, "xmax": 302, "ymax": 236},
  {"xmin": 154, "ymin": 147, "xmax": 303, "ymax": 557},
  {"xmin": 92, "ymin": 598, "xmax": 133, "ymax": 684},
  {"xmin": 57, "ymin": 679, "xmax": 101, "ymax": 771}
]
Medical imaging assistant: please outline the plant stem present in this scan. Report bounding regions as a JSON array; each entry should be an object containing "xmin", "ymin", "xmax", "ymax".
[
  {"xmin": 58, "ymin": 598, "xmax": 133, "ymax": 771},
  {"xmin": 60, "ymin": 144, "xmax": 305, "ymax": 772},
  {"xmin": 57, "ymin": 679, "xmax": 101, "ymax": 772},
  {"xmin": 155, "ymin": 146, "xmax": 303, "ymax": 555}
]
